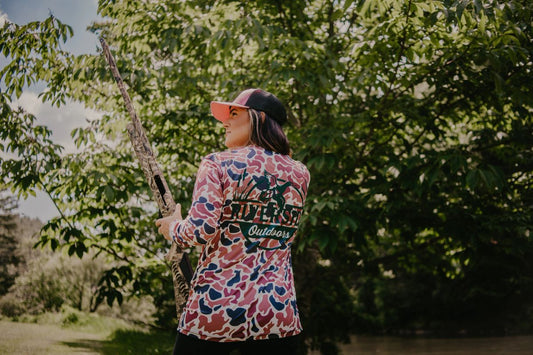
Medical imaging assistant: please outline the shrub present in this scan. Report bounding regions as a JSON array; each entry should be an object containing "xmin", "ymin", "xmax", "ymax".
[{"xmin": 0, "ymin": 293, "xmax": 25, "ymax": 318}]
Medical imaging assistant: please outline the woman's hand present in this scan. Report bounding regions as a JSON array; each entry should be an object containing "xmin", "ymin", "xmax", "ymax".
[{"xmin": 155, "ymin": 204, "xmax": 182, "ymax": 241}]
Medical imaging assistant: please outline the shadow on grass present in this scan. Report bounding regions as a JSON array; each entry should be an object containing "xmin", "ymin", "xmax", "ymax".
[{"xmin": 62, "ymin": 328, "xmax": 175, "ymax": 354}]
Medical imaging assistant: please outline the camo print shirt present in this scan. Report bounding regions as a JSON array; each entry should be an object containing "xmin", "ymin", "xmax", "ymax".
[{"xmin": 169, "ymin": 145, "xmax": 310, "ymax": 342}]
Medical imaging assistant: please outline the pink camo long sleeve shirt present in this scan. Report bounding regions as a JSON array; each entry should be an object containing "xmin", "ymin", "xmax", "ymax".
[{"xmin": 169, "ymin": 145, "xmax": 310, "ymax": 342}]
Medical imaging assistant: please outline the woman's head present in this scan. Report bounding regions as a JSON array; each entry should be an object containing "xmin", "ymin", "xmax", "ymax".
[{"xmin": 211, "ymin": 89, "xmax": 290, "ymax": 155}]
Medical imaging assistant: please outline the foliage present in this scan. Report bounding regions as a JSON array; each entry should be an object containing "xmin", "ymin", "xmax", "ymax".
[
  {"xmin": 1, "ymin": 0, "xmax": 533, "ymax": 353},
  {"xmin": 0, "ymin": 190, "xmax": 21, "ymax": 295},
  {"xmin": 0, "ymin": 212, "xmax": 158, "ymax": 324},
  {"xmin": 0, "ymin": 293, "xmax": 25, "ymax": 318},
  {"xmin": 8, "ymin": 252, "xmax": 103, "ymax": 314}
]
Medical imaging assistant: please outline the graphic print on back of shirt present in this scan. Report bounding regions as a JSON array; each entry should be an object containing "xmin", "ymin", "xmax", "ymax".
[{"xmin": 229, "ymin": 169, "xmax": 305, "ymax": 251}]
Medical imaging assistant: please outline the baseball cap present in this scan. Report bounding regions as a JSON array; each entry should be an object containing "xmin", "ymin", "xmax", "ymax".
[{"xmin": 210, "ymin": 89, "xmax": 287, "ymax": 126}]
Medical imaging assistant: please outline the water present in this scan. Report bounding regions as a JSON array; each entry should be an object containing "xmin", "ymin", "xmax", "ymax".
[{"xmin": 312, "ymin": 335, "xmax": 533, "ymax": 354}]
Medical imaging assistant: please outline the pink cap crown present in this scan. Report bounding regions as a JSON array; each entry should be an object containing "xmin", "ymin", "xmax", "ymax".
[{"xmin": 210, "ymin": 89, "xmax": 287, "ymax": 126}]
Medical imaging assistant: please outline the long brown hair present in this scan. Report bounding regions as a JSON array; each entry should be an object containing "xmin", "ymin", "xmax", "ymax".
[{"xmin": 248, "ymin": 109, "xmax": 290, "ymax": 155}]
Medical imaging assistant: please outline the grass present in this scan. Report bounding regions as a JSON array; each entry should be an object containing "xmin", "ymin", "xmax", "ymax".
[
  {"xmin": 0, "ymin": 308, "xmax": 175, "ymax": 354},
  {"xmin": 3, "ymin": 311, "xmax": 533, "ymax": 355}
]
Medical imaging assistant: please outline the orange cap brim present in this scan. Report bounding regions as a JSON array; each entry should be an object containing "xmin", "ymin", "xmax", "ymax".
[{"xmin": 210, "ymin": 101, "xmax": 249, "ymax": 123}]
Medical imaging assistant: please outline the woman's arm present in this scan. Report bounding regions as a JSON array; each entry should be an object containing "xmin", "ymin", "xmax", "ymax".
[{"xmin": 156, "ymin": 155, "xmax": 223, "ymax": 247}]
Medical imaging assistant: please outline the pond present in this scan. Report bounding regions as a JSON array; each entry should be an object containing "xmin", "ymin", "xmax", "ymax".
[{"xmin": 312, "ymin": 335, "xmax": 533, "ymax": 354}]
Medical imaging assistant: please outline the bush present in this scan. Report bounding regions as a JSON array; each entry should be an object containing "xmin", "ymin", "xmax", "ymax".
[
  {"xmin": 61, "ymin": 310, "xmax": 80, "ymax": 326},
  {"xmin": 0, "ymin": 293, "xmax": 25, "ymax": 318}
]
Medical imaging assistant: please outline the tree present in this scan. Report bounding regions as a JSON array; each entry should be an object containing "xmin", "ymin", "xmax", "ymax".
[
  {"xmin": 0, "ymin": 190, "xmax": 21, "ymax": 295},
  {"xmin": 1, "ymin": 0, "xmax": 532, "ymax": 353}
]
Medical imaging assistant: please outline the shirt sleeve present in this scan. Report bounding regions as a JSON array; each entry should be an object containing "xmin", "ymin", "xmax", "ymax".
[{"xmin": 170, "ymin": 155, "xmax": 223, "ymax": 247}]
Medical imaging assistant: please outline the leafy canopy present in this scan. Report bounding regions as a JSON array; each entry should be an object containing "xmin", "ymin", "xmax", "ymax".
[{"xmin": 1, "ymin": 0, "xmax": 532, "ymax": 351}]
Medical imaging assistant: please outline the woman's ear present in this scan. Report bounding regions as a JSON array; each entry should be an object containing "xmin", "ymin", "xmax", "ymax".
[{"xmin": 260, "ymin": 111, "xmax": 266, "ymax": 123}]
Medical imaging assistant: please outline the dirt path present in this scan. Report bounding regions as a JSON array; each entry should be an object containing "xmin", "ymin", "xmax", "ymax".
[{"xmin": 0, "ymin": 320, "xmax": 106, "ymax": 354}]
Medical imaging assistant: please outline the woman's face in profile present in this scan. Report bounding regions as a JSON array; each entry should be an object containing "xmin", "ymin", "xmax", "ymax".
[{"xmin": 224, "ymin": 107, "xmax": 251, "ymax": 148}]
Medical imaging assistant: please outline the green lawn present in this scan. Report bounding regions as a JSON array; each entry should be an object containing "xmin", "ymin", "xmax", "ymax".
[{"xmin": 0, "ymin": 318, "xmax": 175, "ymax": 354}]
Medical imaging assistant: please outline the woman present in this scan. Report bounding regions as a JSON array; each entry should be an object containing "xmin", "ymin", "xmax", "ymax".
[{"xmin": 156, "ymin": 88, "xmax": 310, "ymax": 354}]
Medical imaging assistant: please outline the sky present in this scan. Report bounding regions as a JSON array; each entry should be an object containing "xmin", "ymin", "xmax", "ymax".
[{"xmin": 1, "ymin": 0, "xmax": 102, "ymax": 221}]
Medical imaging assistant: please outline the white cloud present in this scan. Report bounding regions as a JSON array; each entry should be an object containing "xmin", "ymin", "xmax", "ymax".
[
  {"xmin": 13, "ymin": 92, "xmax": 97, "ymax": 153},
  {"xmin": 13, "ymin": 91, "xmax": 42, "ymax": 115},
  {"xmin": 9, "ymin": 92, "xmax": 100, "ymax": 221},
  {"xmin": 0, "ymin": 11, "xmax": 9, "ymax": 25},
  {"xmin": 16, "ymin": 190, "xmax": 58, "ymax": 222}
]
